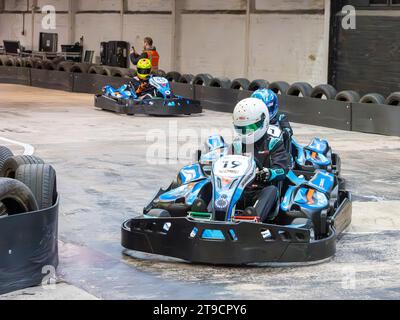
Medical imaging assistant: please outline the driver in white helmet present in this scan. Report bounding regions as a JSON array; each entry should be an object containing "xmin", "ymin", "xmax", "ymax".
[{"xmin": 232, "ymin": 98, "xmax": 290, "ymax": 223}]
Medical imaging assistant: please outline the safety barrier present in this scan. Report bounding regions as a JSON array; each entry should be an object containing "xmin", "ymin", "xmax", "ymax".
[{"xmin": 0, "ymin": 66, "xmax": 399, "ymax": 136}]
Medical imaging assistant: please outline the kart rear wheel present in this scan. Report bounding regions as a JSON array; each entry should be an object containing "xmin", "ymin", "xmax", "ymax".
[{"xmin": 147, "ymin": 209, "xmax": 171, "ymax": 218}]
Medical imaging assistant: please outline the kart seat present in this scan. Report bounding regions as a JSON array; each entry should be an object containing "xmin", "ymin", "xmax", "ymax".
[
  {"xmin": 281, "ymin": 170, "xmax": 336, "ymax": 214},
  {"xmin": 292, "ymin": 138, "xmax": 332, "ymax": 171}
]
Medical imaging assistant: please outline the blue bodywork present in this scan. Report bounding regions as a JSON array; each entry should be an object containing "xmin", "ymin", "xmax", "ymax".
[
  {"xmin": 102, "ymin": 84, "xmax": 137, "ymax": 100},
  {"xmin": 292, "ymin": 137, "xmax": 332, "ymax": 169},
  {"xmin": 281, "ymin": 170, "xmax": 335, "ymax": 214}
]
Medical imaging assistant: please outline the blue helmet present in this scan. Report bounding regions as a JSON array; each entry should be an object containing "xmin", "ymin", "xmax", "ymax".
[{"xmin": 251, "ymin": 89, "xmax": 279, "ymax": 120}]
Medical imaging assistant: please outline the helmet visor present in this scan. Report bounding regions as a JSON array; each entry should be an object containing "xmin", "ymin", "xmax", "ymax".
[
  {"xmin": 137, "ymin": 67, "xmax": 151, "ymax": 75},
  {"xmin": 234, "ymin": 116, "xmax": 265, "ymax": 135}
]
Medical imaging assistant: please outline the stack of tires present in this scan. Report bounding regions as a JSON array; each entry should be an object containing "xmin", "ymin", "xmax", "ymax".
[{"xmin": 0, "ymin": 146, "xmax": 57, "ymax": 217}]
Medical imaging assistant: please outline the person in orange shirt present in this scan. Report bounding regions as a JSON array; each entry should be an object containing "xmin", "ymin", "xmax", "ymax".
[{"xmin": 130, "ymin": 36, "xmax": 160, "ymax": 71}]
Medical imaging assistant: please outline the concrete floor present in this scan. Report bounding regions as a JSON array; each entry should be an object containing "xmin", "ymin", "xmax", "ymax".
[{"xmin": 0, "ymin": 84, "xmax": 400, "ymax": 300}]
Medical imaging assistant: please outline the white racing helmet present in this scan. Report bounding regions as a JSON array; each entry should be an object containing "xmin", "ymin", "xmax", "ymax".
[{"xmin": 233, "ymin": 98, "xmax": 270, "ymax": 144}]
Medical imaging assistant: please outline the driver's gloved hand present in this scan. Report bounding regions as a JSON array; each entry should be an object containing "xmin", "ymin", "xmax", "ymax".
[{"xmin": 256, "ymin": 168, "xmax": 271, "ymax": 184}]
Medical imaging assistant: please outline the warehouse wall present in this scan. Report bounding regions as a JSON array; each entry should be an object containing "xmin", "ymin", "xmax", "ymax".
[{"xmin": 0, "ymin": 0, "xmax": 330, "ymax": 85}]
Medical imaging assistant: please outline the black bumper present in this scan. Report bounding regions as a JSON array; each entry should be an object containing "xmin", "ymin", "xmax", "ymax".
[
  {"xmin": 94, "ymin": 95, "xmax": 202, "ymax": 116},
  {"xmin": 0, "ymin": 197, "xmax": 59, "ymax": 295},
  {"xmin": 121, "ymin": 197, "xmax": 352, "ymax": 265}
]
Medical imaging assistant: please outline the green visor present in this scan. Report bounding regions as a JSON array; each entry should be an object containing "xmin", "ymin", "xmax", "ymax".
[
  {"xmin": 234, "ymin": 115, "xmax": 265, "ymax": 135},
  {"xmin": 137, "ymin": 68, "xmax": 151, "ymax": 75}
]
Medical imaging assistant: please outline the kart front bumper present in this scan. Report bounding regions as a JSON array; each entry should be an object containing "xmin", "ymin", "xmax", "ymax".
[
  {"xmin": 94, "ymin": 95, "xmax": 202, "ymax": 116},
  {"xmin": 121, "ymin": 196, "xmax": 352, "ymax": 265}
]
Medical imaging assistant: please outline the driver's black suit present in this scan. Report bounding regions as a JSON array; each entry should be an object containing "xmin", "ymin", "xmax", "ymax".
[{"xmin": 234, "ymin": 132, "xmax": 290, "ymax": 222}]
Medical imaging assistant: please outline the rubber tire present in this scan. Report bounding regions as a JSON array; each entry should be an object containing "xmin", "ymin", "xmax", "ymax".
[
  {"xmin": 24, "ymin": 58, "xmax": 39, "ymax": 68},
  {"xmin": 311, "ymin": 84, "xmax": 337, "ymax": 100},
  {"xmin": 41, "ymin": 60, "xmax": 58, "ymax": 70},
  {"xmin": 385, "ymin": 92, "xmax": 400, "ymax": 106},
  {"xmin": 166, "ymin": 71, "xmax": 181, "ymax": 82},
  {"xmin": 152, "ymin": 69, "xmax": 167, "ymax": 77},
  {"xmin": 0, "ymin": 146, "xmax": 14, "ymax": 173},
  {"xmin": 1, "ymin": 56, "xmax": 15, "ymax": 67},
  {"xmin": 209, "ymin": 77, "xmax": 231, "ymax": 88},
  {"xmin": 193, "ymin": 73, "xmax": 213, "ymax": 86},
  {"xmin": 88, "ymin": 65, "xmax": 112, "ymax": 76},
  {"xmin": 335, "ymin": 90, "xmax": 360, "ymax": 103},
  {"xmin": 0, "ymin": 178, "xmax": 39, "ymax": 215},
  {"xmin": 147, "ymin": 209, "xmax": 171, "ymax": 218},
  {"xmin": 110, "ymin": 67, "xmax": 130, "ymax": 78},
  {"xmin": 248, "ymin": 79, "xmax": 269, "ymax": 91},
  {"xmin": 57, "ymin": 61, "xmax": 74, "ymax": 72},
  {"xmin": 14, "ymin": 58, "xmax": 24, "ymax": 67},
  {"xmin": 231, "ymin": 78, "xmax": 250, "ymax": 90},
  {"xmin": 178, "ymin": 74, "xmax": 194, "ymax": 84},
  {"xmin": 0, "ymin": 155, "xmax": 45, "ymax": 179},
  {"xmin": 15, "ymin": 164, "xmax": 57, "ymax": 210},
  {"xmin": 268, "ymin": 81, "xmax": 290, "ymax": 95},
  {"xmin": 287, "ymin": 82, "xmax": 313, "ymax": 97},
  {"xmin": 70, "ymin": 63, "xmax": 91, "ymax": 73},
  {"xmin": 359, "ymin": 93, "xmax": 386, "ymax": 104}
]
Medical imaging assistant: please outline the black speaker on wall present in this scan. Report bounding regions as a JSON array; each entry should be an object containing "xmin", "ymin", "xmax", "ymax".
[
  {"xmin": 39, "ymin": 32, "xmax": 58, "ymax": 52},
  {"xmin": 100, "ymin": 41, "xmax": 129, "ymax": 68}
]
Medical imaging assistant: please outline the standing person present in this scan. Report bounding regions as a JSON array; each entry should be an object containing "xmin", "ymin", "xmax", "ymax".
[{"xmin": 130, "ymin": 37, "xmax": 160, "ymax": 71}]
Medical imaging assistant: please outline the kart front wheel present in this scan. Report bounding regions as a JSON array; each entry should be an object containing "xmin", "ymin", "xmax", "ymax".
[{"xmin": 147, "ymin": 209, "xmax": 171, "ymax": 218}]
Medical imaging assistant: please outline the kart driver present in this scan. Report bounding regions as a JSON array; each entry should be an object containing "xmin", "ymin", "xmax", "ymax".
[
  {"xmin": 232, "ymin": 98, "xmax": 290, "ymax": 223},
  {"xmin": 128, "ymin": 58, "xmax": 155, "ymax": 98},
  {"xmin": 251, "ymin": 89, "xmax": 293, "ymax": 150}
]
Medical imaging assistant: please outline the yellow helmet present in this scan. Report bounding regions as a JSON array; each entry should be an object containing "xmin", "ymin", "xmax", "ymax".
[{"xmin": 137, "ymin": 58, "xmax": 152, "ymax": 80}]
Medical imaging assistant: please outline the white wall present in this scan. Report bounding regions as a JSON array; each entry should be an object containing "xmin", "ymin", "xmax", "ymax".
[
  {"xmin": 248, "ymin": 13, "xmax": 326, "ymax": 84},
  {"xmin": 0, "ymin": 0, "xmax": 330, "ymax": 84}
]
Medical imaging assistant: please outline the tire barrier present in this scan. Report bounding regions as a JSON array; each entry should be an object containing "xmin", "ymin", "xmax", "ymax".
[
  {"xmin": 248, "ymin": 79, "xmax": 269, "ymax": 91},
  {"xmin": 311, "ymin": 84, "xmax": 337, "ymax": 100},
  {"xmin": 0, "ymin": 147, "xmax": 59, "ymax": 295},
  {"xmin": 268, "ymin": 81, "xmax": 290, "ymax": 95},
  {"xmin": 193, "ymin": 73, "xmax": 213, "ymax": 86},
  {"xmin": 178, "ymin": 74, "xmax": 194, "ymax": 84},
  {"xmin": 166, "ymin": 71, "xmax": 181, "ymax": 82},
  {"xmin": 287, "ymin": 82, "xmax": 313, "ymax": 97},
  {"xmin": 231, "ymin": 78, "xmax": 250, "ymax": 90},
  {"xmin": 209, "ymin": 77, "xmax": 231, "ymax": 89},
  {"xmin": 69, "ymin": 62, "xmax": 91, "ymax": 74},
  {"xmin": 57, "ymin": 61, "xmax": 74, "ymax": 72},
  {"xmin": 385, "ymin": 92, "xmax": 400, "ymax": 106},
  {"xmin": 359, "ymin": 93, "xmax": 386, "ymax": 104},
  {"xmin": 0, "ymin": 63, "xmax": 399, "ymax": 136},
  {"xmin": 335, "ymin": 90, "xmax": 361, "ymax": 103}
]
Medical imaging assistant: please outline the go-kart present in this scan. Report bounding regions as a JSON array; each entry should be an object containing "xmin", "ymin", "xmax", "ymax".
[
  {"xmin": 94, "ymin": 76, "xmax": 202, "ymax": 116},
  {"xmin": 122, "ymin": 133, "xmax": 351, "ymax": 265}
]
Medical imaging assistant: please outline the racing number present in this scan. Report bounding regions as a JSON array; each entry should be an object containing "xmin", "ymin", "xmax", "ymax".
[{"xmin": 223, "ymin": 160, "xmax": 241, "ymax": 169}]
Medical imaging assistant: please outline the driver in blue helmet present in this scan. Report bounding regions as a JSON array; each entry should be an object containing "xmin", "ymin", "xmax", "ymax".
[{"xmin": 251, "ymin": 89, "xmax": 293, "ymax": 150}]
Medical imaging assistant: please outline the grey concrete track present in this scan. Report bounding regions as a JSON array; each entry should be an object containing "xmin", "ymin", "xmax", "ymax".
[{"xmin": 0, "ymin": 84, "xmax": 399, "ymax": 300}]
